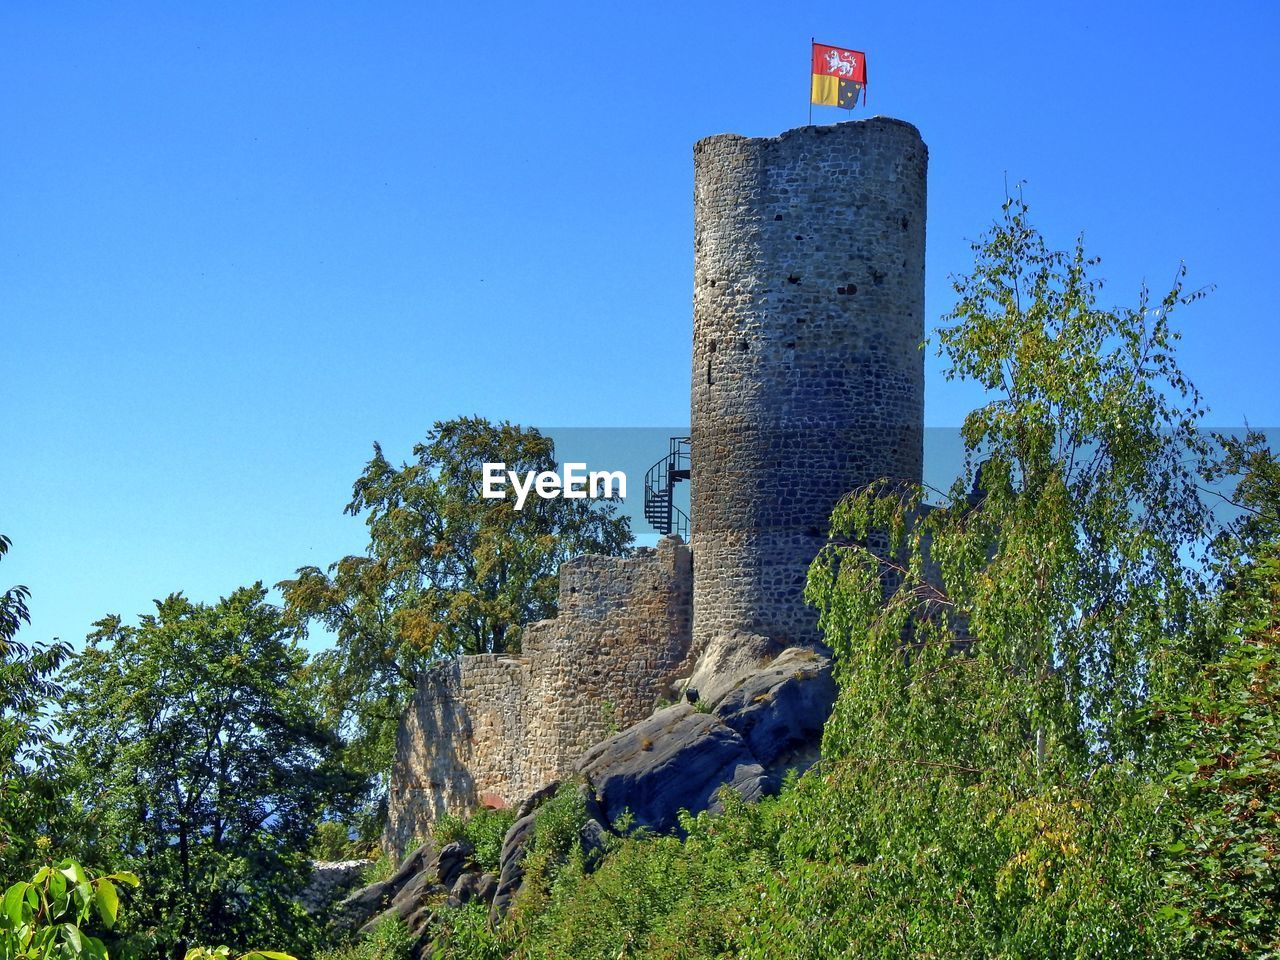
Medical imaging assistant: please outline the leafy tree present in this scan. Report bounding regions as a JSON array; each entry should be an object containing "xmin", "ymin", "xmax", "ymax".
[
  {"xmin": 0, "ymin": 535, "xmax": 73, "ymax": 879},
  {"xmin": 810, "ymin": 193, "xmax": 1215, "ymax": 767},
  {"xmin": 1156, "ymin": 436, "xmax": 1280, "ymax": 957},
  {"xmin": 61, "ymin": 586, "xmax": 365, "ymax": 957},
  {"xmin": 1, "ymin": 857, "xmax": 138, "ymax": 960},
  {"xmin": 2, "ymin": 856, "xmax": 297, "ymax": 960},
  {"xmin": 794, "ymin": 195, "xmax": 1216, "ymax": 954},
  {"xmin": 278, "ymin": 417, "xmax": 632, "ymax": 785}
]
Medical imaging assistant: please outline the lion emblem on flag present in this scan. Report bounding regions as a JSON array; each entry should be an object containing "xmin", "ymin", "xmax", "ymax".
[{"xmin": 825, "ymin": 49, "xmax": 858, "ymax": 77}]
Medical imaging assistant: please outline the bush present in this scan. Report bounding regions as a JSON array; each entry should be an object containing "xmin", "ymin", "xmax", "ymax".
[
  {"xmin": 312, "ymin": 821, "xmax": 358, "ymax": 862},
  {"xmin": 1157, "ymin": 547, "xmax": 1280, "ymax": 957},
  {"xmin": 315, "ymin": 916, "xmax": 414, "ymax": 960},
  {"xmin": 432, "ymin": 808, "xmax": 516, "ymax": 874}
]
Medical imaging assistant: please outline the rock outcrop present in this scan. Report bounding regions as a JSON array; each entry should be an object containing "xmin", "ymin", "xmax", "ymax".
[
  {"xmin": 298, "ymin": 859, "xmax": 373, "ymax": 915},
  {"xmin": 335, "ymin": 640, "xmax": 837, "ymax": 955},
  {"xmin": 577, "ymin": 645, "xmax": 834, "ymax": 835}
]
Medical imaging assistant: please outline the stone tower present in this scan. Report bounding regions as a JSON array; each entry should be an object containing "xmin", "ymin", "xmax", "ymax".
[{"xmin": 690, "ymin": 117, "xmax": 927, "ymax": 649}]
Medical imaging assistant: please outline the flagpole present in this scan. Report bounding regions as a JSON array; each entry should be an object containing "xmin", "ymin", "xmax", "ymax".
[{"xmin": 808, "ymin": 37, "xmax": 813, "ymax": 126}]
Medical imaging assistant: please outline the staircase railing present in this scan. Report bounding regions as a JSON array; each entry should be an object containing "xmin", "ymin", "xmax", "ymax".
[{"xmin": 643, "ymin": 437, "xmax": 691, "ymax": 539}]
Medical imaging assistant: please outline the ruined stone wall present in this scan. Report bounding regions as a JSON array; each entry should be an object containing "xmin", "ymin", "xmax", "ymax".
[
  {"xmin": 690, "ymin": 117, "xmax": 928, "ymax": 649},
  {"xmin": 385, "ymin": 537, "xmax": 693, "ymax": 856}
]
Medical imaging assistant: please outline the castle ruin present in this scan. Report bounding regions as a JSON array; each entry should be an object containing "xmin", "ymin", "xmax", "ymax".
[{"xmin": 385, "ymin": 117, "xmax": 928, "ymax": 855}]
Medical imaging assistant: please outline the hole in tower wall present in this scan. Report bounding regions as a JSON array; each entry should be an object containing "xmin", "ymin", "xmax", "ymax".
[
  {"xmin": 739, "ymin": 340, "xmax": 748, "ymax": 352},
  {"xmin": 706, "ymin": 360, "xmax": 713, "ymax": 386},
  {"xmin": 709, "ymin": 339, "xmax": 717, "ymax": 353}
]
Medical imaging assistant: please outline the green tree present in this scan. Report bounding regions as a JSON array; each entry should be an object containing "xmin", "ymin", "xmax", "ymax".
[
  {"xmin": 1156, "ymin": 435, "xmax": 1280, "ymax": 957},
  {"xmin": 0, "ymin": 535, "xmax": 73, "ymax": 879},
  {"xmin": 811, "ymin": 193, "xmax": 1214, "ymax": 767},
  {"xmin": 1, "ymin": 858, "xmax": 139, "ymax": 960},
  {"xmin": 62, "ymin": 586, "xmax": 364, "ymax": 958},
  {"xmin": 795, "ymin": 195, "xmax": 1216, "ymax": 954},
  {"xmin": 278, "ymin": 417, "xmax": 632, "ymax": 786}
]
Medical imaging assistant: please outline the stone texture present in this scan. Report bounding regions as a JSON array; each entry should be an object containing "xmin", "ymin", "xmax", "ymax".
[
  {"xmin": 682, "ymin": 629, "xmax": 786, "ymax": 706},
  {"xmin": 332, "ymin": 843, "xmax": 436, "ymax": 936},
  {"xmin": 576, "ymin": 646, "xmax": 836, "ymax": 835},
  {"xmin": 691, "ymin": 117, "xmax": 928, "ymax": 649},
  {"xmin": 297, "ymin": 859, "xmax": 373, "ymax": 915},
  {"xmin": 576, "ymin": 703, "xmax": 769, "ymax": 833},
  {"xmin": 385, "ymin": 537, "xmax": 694, "ymax": 856}
]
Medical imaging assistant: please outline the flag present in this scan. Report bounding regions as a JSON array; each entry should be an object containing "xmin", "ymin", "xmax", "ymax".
[{"xmin": 811, "ymin": 42, "xmax": 866, "ymax": 110}]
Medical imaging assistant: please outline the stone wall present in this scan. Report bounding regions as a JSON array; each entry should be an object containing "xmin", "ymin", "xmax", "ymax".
[
  {"xmin": 690, "ymin": 117, "xmax": 928, "ymax": 649},
  {"xmin": 385, "ymin": 536, "xmax": 693, "ymax": 856}
]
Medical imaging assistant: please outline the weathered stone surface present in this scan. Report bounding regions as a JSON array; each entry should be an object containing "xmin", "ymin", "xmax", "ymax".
[
  {"xmin": 298, "ymin": 859, "xmax": 372, "ymax": 915},
  {"xmin": 476, "ymin": 872, "xmax": 498, "ymax": 904},
  {"xmin": 579, "ymin": 818, "xmax": 610, "ymax": 871},
  {"xmin": 712, "ymin": 647, "xmax": 836, "ymax": 772},
  {"xmin": 480, "ymin": 641, "xmax": 836, "ymax": 920},
  {"xmin": 386, "ymin": 538, "xmax": 695, "ymax": 855},
  {"xmin": 490, "ymin": 811, "xmax": 538, "ymax": 922},
  {"xmin": 333, "ymin": 843, "xmax": 435, "ymax": 935},
  {"xmin": 691, "ymin": 118, "xmax": 928, "ymax": 650},
  {"xmin": 577, "ymin": 646, "xmax": 837, "ymax": 834},
  {"xmin": 683, "ymin": 630, "xmax": 785, "ymax": 706},
  {"xmin": 576, "ymin": 703, "xmax": 771, "ymax": 834},
  {"xmin": 448, "ymin": 870, "xmax": 484, "ymax": 907},
  {"xmin": 382, "ymin": 118, "xmax": 928, "ymax": 885},
  {"xmin": 435, "ymin": 841, "xmax": 471, "ymax": 890}
]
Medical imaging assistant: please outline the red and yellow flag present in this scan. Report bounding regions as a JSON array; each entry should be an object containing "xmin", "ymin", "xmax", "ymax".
[{"xmin": 811, "ymin": 42, "xmax": 867, "ymax": 110}]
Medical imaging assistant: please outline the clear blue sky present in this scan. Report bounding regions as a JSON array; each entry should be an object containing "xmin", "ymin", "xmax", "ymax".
[{"xmin": 3, "ymin": 1, "xmax": 1277, "ymax": 650}]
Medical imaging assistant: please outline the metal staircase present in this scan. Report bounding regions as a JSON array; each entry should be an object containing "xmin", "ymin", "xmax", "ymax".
[{"xmin": 643, "ymin": 437, "xmax": 691, "ymax": 539}]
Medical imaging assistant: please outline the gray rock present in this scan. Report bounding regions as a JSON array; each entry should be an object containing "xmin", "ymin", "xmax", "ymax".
[
  {"xmin": 713, "ymin": 647, "xmax": 836, "ymax": 771},
  {"xmin": 476, "ymin": 872, "xmax": 499, "ymax": 904},
  {"xmin": 515, "ymin": 779, "xmax": 561, "ymax": 820},
  {"xmin": 575, "ymin": 702, "xmax": 770, "ymax": 834},
  {"xmin": 575, "ymin": 646, "xmax": 836, "ymax": 836},
  {"xmin": 579, "ymin": 818, "xmax": 609, "ymax": 871},
  {"xmin": 333, "ymin": 843, "xmax": 435, "ymax": 935},
  {"xmin": 298, "ymin": 859, "xmax": 372, "ymax": 915},
  {"xmin": 490, "ymin": 812, "xmax": 537, "ymax": 921},
  {"xmin": 483, "ymin": 645, "xmax": 837, "ymax": 923},
  {"xmin": 435, "ymin": 840, "xmax": 472, "ymax": 889},
  {"xmin": 488, "ymin": 781, "xmax": 569, "ymax": 922},
  {"xmin": 448, "ymin": 870, "xmax": 484, "ymax": 907},
  {"xmin": 355, "ymin": 839, "xmax": 481, "ymax": 939},
  {"xmin": 684, "ymin": 630, "xmax": 786, "ymax": 707}
]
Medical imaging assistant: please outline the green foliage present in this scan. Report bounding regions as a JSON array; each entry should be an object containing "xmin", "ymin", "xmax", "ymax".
[
  {"xmin": 1157, "ymin": 543, "xmax": 1280, "ymax": 956},
  {"xmin": 431, "ymin": 809, "xmax": 515, "ymax": 874},
  {"xmin": 310, "ymin": 822, "xmax": 358, "ymax": 863},
  {"xmin": 813, "ymin": 192, "xmax": 1212, "ymax": 764},
  {"xmin": 0, "ymin": 859, "xmax": 138, "ymax": 960},
  {"xmin": 358, "ymin": 850, "xmax": 399, "ymax": 889},
  {"xmin": 184, "ymin": 949, "xmax": 297, "ymax": 960},
  {"xmin": 0, "ymin": 536, "xmax": 75, "ymax": 880},
  {"xmin": 433, "ymin": 901, "xmax": 502, "ymax": 960},
  {"xmin": 790, "ymin": 193, "xmax": 1213, "ymax": 954},
  {"xmin": 314, "ymin": 917, "xmax": 413, "ymax": 960},
  {"xmin": 2, "ymin": 857, "xmax": 295, "ymax": 960},
  {"xmin": 61, "ymin": 586, "xmax": 365, "ymax": 956},
  {"xmin": 278, "ymin": 417, "xmax": 633, "ymax": 796},
  {"xmin": 428, "ymin": 197, "xmax": 1235, "ymax": 960},
  {"xmin": 498, "ymin": 785, "xmax": 591, "ymax": 937}
]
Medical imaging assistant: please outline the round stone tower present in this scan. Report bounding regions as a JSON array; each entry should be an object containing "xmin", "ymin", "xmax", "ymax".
[{"xmin": 691, "ymin": 117, "xmax": 927, "ymax": 649}]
